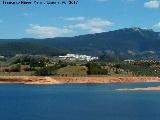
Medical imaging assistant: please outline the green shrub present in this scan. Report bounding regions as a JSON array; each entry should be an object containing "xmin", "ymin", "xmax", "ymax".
[
  {"xmin": 34, "ymin": 67, "xmax": 56, "ymax": 76},
  {"xmin": 10, "ymin": 63, "xmax": 21, "ymax": 72},
  {"xmin": 86, "ymin": 62, "xmax": 108, "ymax": 75}
]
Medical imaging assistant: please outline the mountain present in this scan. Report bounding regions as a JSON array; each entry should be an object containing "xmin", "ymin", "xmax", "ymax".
[
  {"xmin": 31, "ymin": 27, "xmax": 160, "ymax": 58},
  {"xmin": 0, "ymin": 27, "xmax": 160, "ymax": 59},
  {"xmin": 0, "ymin": 41, "xmax": 67, "ymax": 57}
]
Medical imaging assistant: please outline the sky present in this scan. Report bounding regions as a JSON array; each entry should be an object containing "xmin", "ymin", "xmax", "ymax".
[{"xmin": 0, "ymin": 0, "xmax": 160, "ymax": 38}]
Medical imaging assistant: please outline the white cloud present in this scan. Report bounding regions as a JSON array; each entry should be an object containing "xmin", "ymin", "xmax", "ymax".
[
  {"xmin": 26, "ymin": 17, "xmax": 113, "ymax": 38},
  {"xmin": 68, "ymin": 18, "xmax": 113, "ymax": 33},
  {"xmin": 26, "ymin": 24, "xmax": 73, "ymax": 38},
  {"xmin": 153, "ymin": 22, "xmax": 160, "ymax": 29},
  {"xmin": 87, "ymin": 18, "xmax": 113, "ymax": 27},
  {"xmin": 144, "ymin": 0, "xmax": 160, "ymax": 8},
  {"xmin": 89, "ymin": 28, "xmax": 105, "ymax": 33},
  {"xmin": 64, "ymin": 16, "xmax": 85, "ymax": 21}
]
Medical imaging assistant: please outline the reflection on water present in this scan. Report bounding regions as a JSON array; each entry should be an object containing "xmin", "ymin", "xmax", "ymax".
[{"xmin": 0, "ymin": 83, "xmax": 160, "ymax": 120}]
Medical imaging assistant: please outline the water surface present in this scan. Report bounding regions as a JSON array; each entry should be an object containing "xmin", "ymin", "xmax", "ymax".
[{"xmin": 0, "ymin": 83, "xmax": 160, "ymax": 120}]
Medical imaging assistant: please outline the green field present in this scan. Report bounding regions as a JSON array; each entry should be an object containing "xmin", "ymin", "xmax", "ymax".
[{"xmin": 56, "ymin": 66, "xmax": 87, "ymax": 77}]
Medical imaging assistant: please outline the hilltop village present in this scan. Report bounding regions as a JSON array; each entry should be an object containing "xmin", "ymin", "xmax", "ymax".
[{"xmin": 0, "ymin": 53, "xmax": 159, "ymax": 77}]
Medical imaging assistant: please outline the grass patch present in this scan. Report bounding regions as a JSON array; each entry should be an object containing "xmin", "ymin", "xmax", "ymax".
[{"xmin": 56, "ymin": 66, "xmax": 87, "ymax": 76}]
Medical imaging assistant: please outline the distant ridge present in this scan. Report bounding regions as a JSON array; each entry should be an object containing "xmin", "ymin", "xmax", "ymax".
[
  {"xmin": 0, "ymin": 41, "xmax": 67, "ymax": 57},
  {"xmin": 0, "ymin": 27, "xmax": 160, "ymax": 59}
]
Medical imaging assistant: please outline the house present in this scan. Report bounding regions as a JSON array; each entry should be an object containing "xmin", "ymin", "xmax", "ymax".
[{"xmin": 59, "ymin": 54, "xmax": 98, "ymax": 61}]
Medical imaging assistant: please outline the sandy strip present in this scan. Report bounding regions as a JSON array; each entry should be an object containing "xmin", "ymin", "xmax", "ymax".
[
  {"xmin": 0, "ymin": 76, "xmax": 160, "ymax": 85},
  {"xmin": 116, "ymin": 87, "xmax": 160, "ymax": 91}
]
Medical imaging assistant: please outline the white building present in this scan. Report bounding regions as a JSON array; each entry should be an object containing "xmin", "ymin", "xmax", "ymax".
[
  {"xmin": 59, "ymin": 54, "xmax": 98, "ymax": 61},
  {"xmin": 124, "ymin": 59, "xmax": 135, "ymax": 63},
  {"xmin": 0, "ymin": 56, "xmax": 5, "ymax": 59}
]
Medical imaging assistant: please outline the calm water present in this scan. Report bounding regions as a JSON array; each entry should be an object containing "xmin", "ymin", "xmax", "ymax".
[{"xmin": 0, "ymin": 83, "xmax": 160, "ymax": 120}]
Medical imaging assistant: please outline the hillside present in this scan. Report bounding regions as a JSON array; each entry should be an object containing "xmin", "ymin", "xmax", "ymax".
[
  {"xmin": 25, "ymin": 27, "xmax": 160, "ymax": 59},
  {"xmin": 0, "ymin": 27, "xmax": 160, "ymax": 59},
  {"xmin": 0, "ymin": 41, "xmax": 67, "ymax": 57},
  {"xmin": 41, "ymin": 28, "xmax": 160, "ymax": 52}
]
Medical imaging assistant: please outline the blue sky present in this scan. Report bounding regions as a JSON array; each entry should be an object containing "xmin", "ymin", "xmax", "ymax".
[{"xmin": 0, "ymin": 0, "xmax": 160, "ymax": 38}]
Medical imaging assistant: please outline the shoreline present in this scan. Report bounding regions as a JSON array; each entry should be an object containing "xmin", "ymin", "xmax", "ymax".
[
  {"xmin": 0, "ymin": 76, "xmax": 160, "ymax": 85},
  {"xmin": 116, "ymin": 87, "xmax": 160, "ymax": 91}
]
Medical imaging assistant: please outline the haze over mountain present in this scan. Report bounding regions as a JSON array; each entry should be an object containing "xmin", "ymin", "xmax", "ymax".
[{"xmin": 0, "ymin": 27, "xmax": 160, "ymax": 59}]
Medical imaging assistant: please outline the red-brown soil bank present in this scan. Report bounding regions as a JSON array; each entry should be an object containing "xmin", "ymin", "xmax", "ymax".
[{"xmin": 0, "ymin": 76, "xmax": 160, "ymax": 84}]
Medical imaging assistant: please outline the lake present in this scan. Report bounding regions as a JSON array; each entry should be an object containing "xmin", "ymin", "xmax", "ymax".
[{"xmin": 0, "ymin": 83, "xmax": 160, "ymax": 120}]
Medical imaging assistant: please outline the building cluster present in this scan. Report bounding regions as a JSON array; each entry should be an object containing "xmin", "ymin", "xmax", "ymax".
[
  {"xmin": 124, "ymin": 59, "xmax": 135, "ymax": 63},
  {"xmin": 0, "ymin": 56, "xmax": 5, "ymax": 59},
  {"xmin": 59, "ymin": 54, "xmax": 98, "ymax": 62}
]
